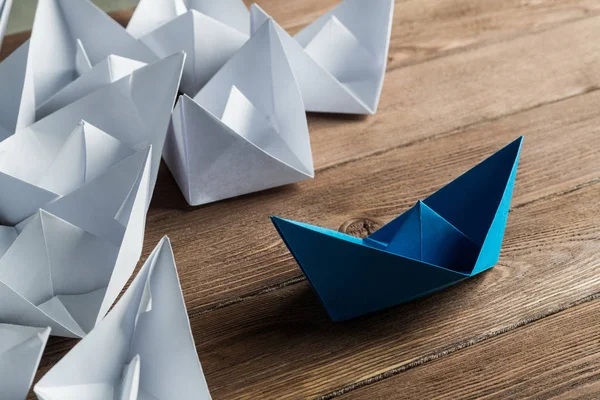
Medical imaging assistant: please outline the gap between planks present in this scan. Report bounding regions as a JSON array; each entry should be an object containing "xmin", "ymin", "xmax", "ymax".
[
  {"xmin": 383, "ymin": 9, "xmax": 600, "ymax": 74},
  {"xmin": 316, "ymin": 289, "xmax": 600, "ymax": 400},
  {"xmin": 316, "ymin": 85, "xmax": 600, "ymax": 176},
  {"xmin": 181, "ymin": 71, "xmax": 600, "ymax": 318},
  {"xmin": 186, "ymin": 181, "xmax": 600, "ymax": 399},
  {"xmin": 187, "ymin": 176, "xmax": 600, "ymax": 319}
]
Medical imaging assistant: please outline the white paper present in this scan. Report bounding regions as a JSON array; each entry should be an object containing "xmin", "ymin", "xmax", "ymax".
[
  {"xmin": 0, "ymin": 0, "xmax": 157, "ymax": 140},
  {"xmin": 0, "ymin": 52, "xmax": 185, "ymax": 220},
  {"xmin": 164, "ymin": 19, "xmax": 314, "ymax": 206},
  {"xmin": 35, "ymin": 237, "xmax": 211, "ymax": 400},
  {"xmin": 0, "ymin": 324, "xmax": 50, "ymax": 400},
  {"xmin": 0, "ymin": 145, "xmax": 152, "ymax": 338},
  {"xmin": 250, "ymin": 0, "xmax": 394, "ymax": 114},
  {"xmin": 0, "ymin": 121, "xmax": 135, "ymax": 225},
  {"xmin": 0, "ymin": 225, "xmax": 17, "ymax": 258},
  {"xmin": 36, "ymin": 55, "xmax": 147, "ymax": 121},
  {"xmin": 128, "ymin": 0, "xmax": 249, "ymax": 39},
  {"xmin": 128, "ymin": 0, "xmax": 250, "ymax": 95}
]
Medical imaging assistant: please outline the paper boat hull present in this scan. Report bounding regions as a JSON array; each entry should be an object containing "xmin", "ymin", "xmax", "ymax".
[{"xmin": 272, "ymin": 217, "xmax": 469, "ymax": 321}]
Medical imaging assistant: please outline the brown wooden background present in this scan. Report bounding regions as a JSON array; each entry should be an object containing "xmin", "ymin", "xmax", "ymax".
[{"xmin": 2, "ymin": 0, "xmax": 600, "ymax": 398}]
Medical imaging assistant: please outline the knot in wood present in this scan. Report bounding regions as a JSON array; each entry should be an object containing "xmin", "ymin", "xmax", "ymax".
[{"xmin": 338, "ymin": 218, "xmax": 382, "ymax": 238}]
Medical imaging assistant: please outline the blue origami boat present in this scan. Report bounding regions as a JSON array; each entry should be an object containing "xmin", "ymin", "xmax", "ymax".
[{"xmin": 272, "ymin": 137, "xmax": 523, "ymax": 321}]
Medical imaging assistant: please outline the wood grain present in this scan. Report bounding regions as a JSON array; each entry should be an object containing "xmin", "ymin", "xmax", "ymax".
[
  {"xmin": 0, "ymin": 0, "xmax": 596, "ymax": 399},
  {"xmin": 32, "ymin": 86, "xmax": 600, "ymax": 396},
  {"xmin": 253, "ymin": 0, "xmax": 600, "ymax": 58},
  {"xmin": 144, "ymin": 84, "xmax": 600, "ymax": 314},
  {"xmin": 341, "ymin": 297, "xmax": 600, "ymax": 400},
  {"xmin": 307, "ymin": 13, "xmax": 600, "ymax": 170},
  {"xmin": 180, "ymin": 182, "xmax": 600, "ymax": 399},
  {"xmin": 133, "ymin": 6, "xmax": 600, "ymax": 312}
]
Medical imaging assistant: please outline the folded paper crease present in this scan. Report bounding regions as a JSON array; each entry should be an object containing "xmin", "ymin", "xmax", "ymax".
[
  {"xmin": 34, "ymin": 237, "xmax": 211, "ymax": 400},
  {"xmin": 0, "ymin": 324, "xmax": 50, "ymax": 400}
]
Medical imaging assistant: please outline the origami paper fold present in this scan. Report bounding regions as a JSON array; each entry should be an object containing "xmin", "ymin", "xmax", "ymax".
[
  {"xmin": 164, "ymin": 18, "xmax": 314, "ymax": 206},
  {"xmin": 36, "ymin": 55, "xmax": 147, "ymax": 121},
  {"xmin": 272, "ymin": 137, "xmax": 523, "ymax": 321},
  {"xmin": 127, "ymin": 0, "xmax": 249, "ymax": 39},
  {"xmin": 34, "ymin": 237, "xmax": 211, "ymax": 400},
  {"xmin": 0, "ymin": 146, "xmax": 152, "ymax": 338},
  {"xmin": 0, "ymin": 225, "xmax": 17, "ymax": 259},
  {"xmin": 0, "ymin": 121, "xmax": 136, "ymax": 226},
  {"xmin": 0, "ymin": 0, "xmax": 13, "ymax": 52},
  {"xmin": 0, "ymin": 324, "xmax": 50, "ymax": 400},
  {"xmin": 0, "ymin": 0, "xmax": 157, "ymax": 140},
  {"xmin": 250, "ymin": 0, "xmax": 394, "ymax": 114},
  {"xmin": 0, "ymin": 52, "xmax": 185, "ymax": 214},
  {"xmin": 129, "ymin": 0, "xmax": 250, "ymax": 95}
]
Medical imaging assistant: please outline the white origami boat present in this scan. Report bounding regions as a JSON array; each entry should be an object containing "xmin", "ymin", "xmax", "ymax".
[
  {"xmin": 0, "ymin": 0, "xmax": 157, "ymax": 140},
  {"xmin": 0, "ymin": 146, "xmax": 152, "ymax": 338},
  {"xmin": 34, "ymin": 237, "xmax": 211, "ymax": 400},
  {"xmin": 128, "ymin": 0, "xmax": 250, "ymax": 95},
  {"xmin": 0, "ymin": 0, "xmax": 13, "ymax": 52},
  {"xmin": 164, "ymin": 18, "xmax": 314, "ymax": 206},
  {"xmin": 0, "ymin": 324, "xmax": 50, "ymax": 400},
  {"xmin": 250, "ymin": 0, "xmax": 394, "ymax": 114}
]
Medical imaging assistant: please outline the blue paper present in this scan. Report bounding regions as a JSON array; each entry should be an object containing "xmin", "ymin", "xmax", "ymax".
[{"xmin": 271, "ymin": 137, "xmax": 523, "ymax": 321}]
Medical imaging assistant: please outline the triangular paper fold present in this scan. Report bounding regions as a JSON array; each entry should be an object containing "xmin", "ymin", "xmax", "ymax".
[
  {"xmin": 128, "ymin": 0, "xmax": 249, "ymax": 39},
  {"xmin": 164, "ymin": 19, "xmax": 314, "ymax": 206},
  {"xmin": 272, "ymin": 138, "xmax": 523, "ymax": 320},
  {"xmin": 0, "ymin": 145, "xmax": 154, "ymax": 337},
  {"xmin": 0, "ymin": 225, "xmax": 16, "ymax": 258},
  {"xmin": 139, "ymin": 9, "xmax": 248, "ymax": 95},
  {"xmin": 35, "ymin": 237, "xmax": 211, "ymax": 400},
  {"xmin": 0, "ymin": 121, "xmax": 137, "ymax": 226},
  {"xmin": 0, "ymin": 324, "xmax": 50, "ymax": 400},
  {"xmin": 127, "ymin": 0, "xmax": 249, "ymax": 95},
  {"xmin": 0, "ymin": 0, "xmax": 157, "ymax": 139},
  {"xmin": 250, "ymin": 0, "xmax": 394, "ymax": 114},
  {"xmin": 36, "ymin": 55, "xmax": 147, "ymax": 121},
  {"xmin": 1, "ymin": 52, "xmax": 184, "ymax": 206}
]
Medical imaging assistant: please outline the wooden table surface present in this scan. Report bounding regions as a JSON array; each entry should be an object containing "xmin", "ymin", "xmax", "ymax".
[{"xmin": 2, "ymin": 0, "xmax": 600, "ymax": 399}]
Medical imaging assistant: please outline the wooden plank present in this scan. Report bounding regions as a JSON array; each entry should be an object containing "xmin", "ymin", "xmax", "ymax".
[
  {"xmin": 1, "ymin": 2, "xmax": 595, "ymax": 397},
  {"xmin": 141, "ymin": 86, "xmax": 600, "ymax": 313},
  {"xmin": 340, "ymin": 297, "xmax": 600, "ymax": 400},
  {"xmin": 183, "ymin": 182, "xmax": 600, "ymax": 399},
  {"xmin": 254, "ymin": 0, "xmax": 600, "ymax": 61},
  {"xmin": 3, "ymin": 3, "xmax": 600, "ymax": 313},
  {"xmin": 307, "ymin": 13, "xmax": 600, "ymax": 170},
  {"xmin": 144, "ymin": 11, "xmax": 600, "ymax": 313},
  {"xmin": 29, "ymin": 79, "xmax": 600, "ymax": 400}
]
